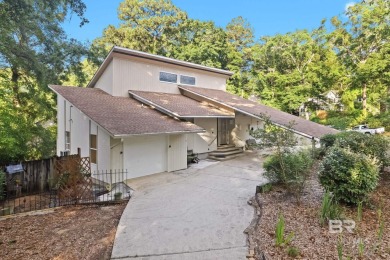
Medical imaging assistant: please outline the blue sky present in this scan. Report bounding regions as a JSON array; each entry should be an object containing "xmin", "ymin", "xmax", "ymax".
[{"xmin": 63, "ymin": 0, "xmax": 355, "ymax": 43}]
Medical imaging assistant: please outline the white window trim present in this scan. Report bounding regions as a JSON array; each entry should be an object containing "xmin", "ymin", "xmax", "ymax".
[
  {"xmin": 159, "ymin": 71, "xmax": 178, "ymax": 84},
  {"xmin": 179, "ymin": 75, "xmax": 196, "ymax": 86}
]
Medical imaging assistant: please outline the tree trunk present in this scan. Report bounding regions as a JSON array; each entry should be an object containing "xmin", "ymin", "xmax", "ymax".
[
  {"xmin": 362, "ymin": 83, "xmax": 367, "ymax": 113},
  {"xmin": 11, "ymin": 67, "xmax": 21, "ymax": 107}
]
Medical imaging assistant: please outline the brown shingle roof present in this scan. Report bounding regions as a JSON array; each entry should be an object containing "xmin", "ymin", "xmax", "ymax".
[
  {"xmin": 50, "ymin": 85, "xmax": 204, "ymax": 137},
  {"xmin": 129, "ymin": 90, "xmax": 235, "ymax": 118},
  {"xmin": 179, "ymin": 86, "xmax": 339, "ymax": 139}
]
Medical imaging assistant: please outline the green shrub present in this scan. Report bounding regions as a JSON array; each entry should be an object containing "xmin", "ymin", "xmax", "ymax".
[
  {"xmin": 263, "ymin": 150, "xmax": 314, "ymax": 204},
  {"xmin": 0, "ymin": 170, "xmax": 5, "ymax": 200},
  {"xmin": 318, "ymin": 147, "xmax": 379, "ymax": 205},
  {"xmin": 320, "ymin": 131, "xmax": 390, "ymax": 169},
  {"xmin": 320, "ymin": 134, "xmax": 338, "ymax": 148}
]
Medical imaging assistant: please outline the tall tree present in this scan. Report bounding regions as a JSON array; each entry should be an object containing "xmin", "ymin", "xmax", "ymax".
[
  {"xmin": 329, "ymin": 0, "xmax": 390, "ymax": 114},
  {"xmin": 91, "ymin": 0, "xmax": 187, "ymax": 63},
  {"xmin": 0, "ymin": 0, "xmax": 88, "ymax": 162},
  {"xmin": 225, "ymin": 16, "xmax": 254, "ymax": 96}
]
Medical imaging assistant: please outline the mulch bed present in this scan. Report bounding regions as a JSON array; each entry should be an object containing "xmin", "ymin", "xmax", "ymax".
[
  {"xmin": 0, "ymin": 203, "xmax": 126, "ymax": 260},
  {"xmin": 247, "ymin": 167, "xmax": 390, "ymax": 259}
]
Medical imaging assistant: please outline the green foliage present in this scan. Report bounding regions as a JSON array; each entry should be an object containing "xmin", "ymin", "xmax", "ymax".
[
  {"xmin": 0, "ymin": 0, "xmax": 88, "ymax": 162},
  {"xmin": 319, "ymin": 191, "xmax": 343, "ymax": 226},
  {"xmin": 275, "ymin": 213, "xmax": 294, "ymax": 247},
  {"xmin": 320, "ymin": 131, "xmax": 390, "ymax": 169},
  {"xmin": 287, "ymin": 246, "xmax": 300, "ymax": 258},
  {"xmin": 337, "ymin": 235, "xmax": 344, "ymax": 260},
  {"xmin": 263, "ymin": 149, "xmax": 313, "ymax": 204},
  {"xmin": 318, "ymin": 146, "xmax": 379, "ymax": 205},
  {"xmin": 259, "ymin": 183, "xmax": 272, "ymax": 193},
  {"xmin": 320, "ymin": 134, "xmax": 338, "ymax": 148},
  {"xmin": 0, "ymin": 170, "xmax": 5, "ymax": 200}
]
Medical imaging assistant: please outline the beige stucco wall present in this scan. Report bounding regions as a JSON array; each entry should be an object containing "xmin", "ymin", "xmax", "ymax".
[
  {"xmin": 111, "ymin": 55, "xmax": 228, "ymax": 96},
  {"xmin": 193, "ymin": 118, "xmax": 218, "ymax": 154},
  {"xmin": 234, "ymin": 112, "xmax": 313, "ymax": 148}
]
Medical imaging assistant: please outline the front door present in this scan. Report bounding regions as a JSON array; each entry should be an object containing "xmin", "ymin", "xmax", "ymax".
[{"xmin": 218, "ymin": 118, "xmax": 233, "ymax": 145}]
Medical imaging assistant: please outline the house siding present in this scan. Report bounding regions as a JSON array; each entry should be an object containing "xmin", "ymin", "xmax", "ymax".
[
  {"xmin": 193, "ymin": 118, "xmax": 218, "ymax": 154},
  {"xmin": 95, "ymin": 60, "xmax": 114, "ymax": 95},
  {"xmin": 111, "ymin": 54, "xmax": 228, "ymax": 97},
  {"xmin": 56, "ymin": 95, "xmax": 65, "ymax": 156},
  {"xmin": 56, "ymin": 96, "xmax": 111, "ymax": 173},
  {"xmin": 123, "ymin": 135, "xmax": 168, "ymax": 179}
]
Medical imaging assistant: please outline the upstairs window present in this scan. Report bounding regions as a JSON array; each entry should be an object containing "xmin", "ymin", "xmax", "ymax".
[
  {"xmin": 159, "ymin": 72, "xmax": 177, "ymax": 83},
  {"xmin": 90, "ymin": 134, "xmax": 97, "ymax": 164},
  {"xmin": 180, "ymin": 75, "xmax": 196, "ymax": 85},
  {"xmin": 65, "ymin": 131, "xmax": 70, "ymax": 151}
]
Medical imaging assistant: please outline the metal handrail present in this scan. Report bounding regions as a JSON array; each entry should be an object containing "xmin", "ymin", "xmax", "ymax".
[{"xmin": 208, "ymin": 135, "xmax": 217, "ymax": 146}]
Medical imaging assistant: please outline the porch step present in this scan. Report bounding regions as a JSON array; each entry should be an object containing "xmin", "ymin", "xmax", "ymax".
[
  {"xmin": 208, "ymin": 153, "xmax": 244, "ymax": 161},
  {"xmin": 208, "ymin": 145, "xmax": 244, "ymax": 161}
]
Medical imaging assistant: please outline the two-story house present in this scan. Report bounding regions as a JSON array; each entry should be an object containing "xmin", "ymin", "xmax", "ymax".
[{"xmin": 50, "ymin": 46, "xmax": 338, "ymax": 178}]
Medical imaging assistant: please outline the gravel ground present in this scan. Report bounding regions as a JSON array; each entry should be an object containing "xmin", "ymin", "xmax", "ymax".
[
  {"xmin": 248, "ymin": 168, "xmax": 390, "ymax": 259},
  {"xmin": 0, "ymin": 203, "xmax": 126, "ymax": 260}
]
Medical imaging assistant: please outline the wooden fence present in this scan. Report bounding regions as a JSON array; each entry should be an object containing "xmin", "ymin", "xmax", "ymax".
[{"xmin": 2, "ymin": 157, "xmax": 57, "ymax": 193}]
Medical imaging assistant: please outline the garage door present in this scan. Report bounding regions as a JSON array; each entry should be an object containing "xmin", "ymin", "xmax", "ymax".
[{"xmin": 123, "ymin": 135, "xmax": 167, "ymax": 178}]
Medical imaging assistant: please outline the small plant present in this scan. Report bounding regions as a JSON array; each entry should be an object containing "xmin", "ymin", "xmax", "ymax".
[
  {"xmin": 275, "ymin": 213, "xmax": 294, "ymax": 247},
  {"xmin": 260, "ymin": 183, "xmax": 272, "ymax": 193},
  {"xmin": 319, "ymin": 191, "xmax": 342, "ymax": 226},
  {"xmin": 275, "ymin": 213, "xmax": 285, "ymax": 247},
  {"xmin": 357, "ymin": 238, "xmax": 364, "ymax": 258},
  {"xmin": 287, "ymin": 246, "xmax": 300, "ymax": 258},
  {"xmin": 337, "ymin": 234, "xmax": 344, "ymax": 260},
  {"xmin": 377, "ymin": 208, "xmax": 385, "ymax": 243},
  {"xmin": 114, "ymin": 192, "xmax": 122, "ymax": 201},
  {"xmin": 357, "ymin": 201, "xmax": 363, "ymax": 222}
]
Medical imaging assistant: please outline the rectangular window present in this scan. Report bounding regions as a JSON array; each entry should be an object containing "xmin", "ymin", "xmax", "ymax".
[
  {"xmin": 90, "ymin": 134, "xmax": 97, "ymax": 164},
  {"xmin": 180, "ymin": 75, "xmax": 196, "ymax": 85},
  {"xmin": 65, "ymin": 131, "xmax": 70, "ymax": 151},
  {"xmin": 159, "ymin": 72, "xmax": 177, "ymax": 83}
]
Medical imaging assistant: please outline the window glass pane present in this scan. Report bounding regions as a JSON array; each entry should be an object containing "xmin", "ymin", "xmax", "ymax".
[
  {"xmin": 65, "ymin": 131, "xmax": 70, "ymax": 150},
  {"xmin": 159, "ymin": 72, "xmax": 177, "ymax": 83},
  {"xmin": 180, "ymin": 75, "xmax": 196, "ymax": 85},
  {"xmin": 90, "ymin": 134, "xmax": 97, "ymax": 149},
  {"xmin": 90, "ymin": 149, "xmax": 97, "ymax": 164}
]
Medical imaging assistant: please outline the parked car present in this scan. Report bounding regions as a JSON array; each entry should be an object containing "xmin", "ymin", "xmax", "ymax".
[{"xmin": 350, "ymin": 124, "xmax": 385, "ymax": 135}]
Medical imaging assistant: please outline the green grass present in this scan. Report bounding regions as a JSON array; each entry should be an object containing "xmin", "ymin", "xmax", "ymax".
[{"xmin": 320, "ymin": 191, "xmax": 342, "ymax": 226}]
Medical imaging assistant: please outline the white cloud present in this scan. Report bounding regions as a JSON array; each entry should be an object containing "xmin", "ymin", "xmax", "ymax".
[{"xmin": 345, "ymin": 2, "xmax": 356, "ymax": 11}]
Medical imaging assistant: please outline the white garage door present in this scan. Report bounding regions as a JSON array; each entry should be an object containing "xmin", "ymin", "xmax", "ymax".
[{"xmin": 123, "ymin": 135, "xmax": 167, "ymax": 179}]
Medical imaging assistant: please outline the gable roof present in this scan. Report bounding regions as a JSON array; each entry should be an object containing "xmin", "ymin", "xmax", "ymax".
[
  {"xmin": 50, "ymin": 85, "xmax": 204, "ymax": 137},
  {"xmin": 129, "ymin": 90, "xmax": 235, "ymax": 118},
  {"xmin": 87, "ymin": 46, "xmax": 234, "ymax": 88},
  {"xmin": 179, "ymin": 86, "xmax": 339, "ymax": 139}
]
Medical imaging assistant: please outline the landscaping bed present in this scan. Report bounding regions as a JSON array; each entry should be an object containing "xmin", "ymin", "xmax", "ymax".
[
  {"xmin": 248, "ymin": 170, "xmax": 390, "ymax": 259},
  {"xmin": 0, "ymin": 203, "xmax": 126, "ymax": 260}
]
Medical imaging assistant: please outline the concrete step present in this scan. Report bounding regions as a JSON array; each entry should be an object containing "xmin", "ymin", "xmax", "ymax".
[
  {"xmin": 208, "ymin": 145, "xmax": 244, "ymax": 161},
  {"xmin": 208, "ymin": 153, "xmax": 244, "ymax": 161},
  {"xmin": 209, "ymin": 149, "xmax": 243, "ymax": 157},
  {"xmin": 214, "ymin": 146, "xmax": 243, "ymax": 152}
]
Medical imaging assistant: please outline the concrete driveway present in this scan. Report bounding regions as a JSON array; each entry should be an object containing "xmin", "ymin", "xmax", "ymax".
[{"xmin": 111, "ymin": 150, "xmax": 267, "ymax": 260}]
